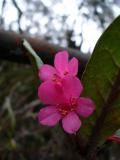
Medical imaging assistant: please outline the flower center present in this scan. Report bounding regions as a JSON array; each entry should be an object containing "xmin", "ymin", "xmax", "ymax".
[
  {"xmin": 52, "ymin": 74, "xmax": 61, "ymax": 84},
  {"xmin": 63, "ymin": 70, "xmax": 69, "ymax": 75},
  {"xmin": 58, "ymin": 97, "xmax": 77, "ymax": 116}
]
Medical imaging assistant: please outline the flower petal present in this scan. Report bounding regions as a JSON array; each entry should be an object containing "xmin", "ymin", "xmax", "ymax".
[
  {"xmin": 68, "ymin": 57, "xmax": 78, "ymax": 76},
  {"xmin": 38, "ymin": 106, "xmax": 61, "ymax": 126},
  {"xmin": 108, "ymin": 135, "xmax": 120, "ymax": 143},
  {"xmin": 54, "ymin": 51, "xmax": 69, "ymax": 74},
  {"xmin": 62, "ymin": 112, "xmax": 81, "ymax": 134},
  {"xmin": 38, "ymin": 81, "xmax": 65, "ymax": 105},
  {"xmin": 39, "ymin": 64, "xmax": 57, "ymax": 81},
  {"xmin": 76, "ymin": 97, "xmax": 95, "ymax": 118},
  {"xmin": 62, "ymin": 76, "xmax": 83, "ymax": 99}
]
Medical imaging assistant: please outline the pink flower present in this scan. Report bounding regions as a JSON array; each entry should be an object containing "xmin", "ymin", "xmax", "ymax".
[
  {"xmin": 107, "ymin": 135, "xmax": 120, "ymax": 143},
  {"xmin": 39, "ymin": 51, "xmax": 78, "ymax": 82},
  {"xmin": 38, "ymin": 76, "xmax": 95, "ymax": 134}
]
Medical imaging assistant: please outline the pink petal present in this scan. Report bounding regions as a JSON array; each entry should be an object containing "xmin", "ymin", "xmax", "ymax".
[
  {"xmin": 62, "ymin": 112, "xmax": 81, "ymax": 134},
  {"xmin": 39, "ymin": 64, "xmax": 57, "ymax": 81},
  {"xmin": 38, "ymin": 106, "xmax": 61, "ymax": 126},
  {"xmin": 38, "ymin": 81, "xmax": 65, "ymax": 105},
  {"xmin": 68, "ymin": 57, "xmax": 78, "ymax": 76},
  {"xmin": 62, "ymin": 76, "xmax": 83, "ymax": 99},
  {"xmin": 108, "ymin": 136, "xmax": 120, "ymax": 143},
  {"xmin": 54, "ymin": 51, "xmax": 69, "ymax": 74},
  {"xmin": 76, "ymin": 97, "xmax": 95, "ymax": 118}
]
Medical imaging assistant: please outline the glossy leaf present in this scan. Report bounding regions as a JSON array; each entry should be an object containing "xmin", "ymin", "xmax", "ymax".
[{"xmin": 78, "ymin": 16, "xmax": 120, "ymax": 154}]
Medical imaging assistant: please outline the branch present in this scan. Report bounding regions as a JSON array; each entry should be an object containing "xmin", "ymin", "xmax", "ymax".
[
  {"xmin": 11, "ymin": 0, "xmax": 23, "ymax": 33},
  {"xmin": 0, "ymin": 29, "xmax": 90, "ymax": 75}
]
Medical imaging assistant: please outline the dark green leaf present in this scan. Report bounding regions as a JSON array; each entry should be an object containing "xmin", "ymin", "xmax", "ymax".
[{"xmin": 78, "ymin": 16, "xmax": 120, "ymax": 154}]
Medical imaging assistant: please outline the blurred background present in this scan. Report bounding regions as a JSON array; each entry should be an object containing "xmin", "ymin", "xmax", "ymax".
[{"xmin": 0, "ymin": 0, "xmax": 120, "ymax": 159}]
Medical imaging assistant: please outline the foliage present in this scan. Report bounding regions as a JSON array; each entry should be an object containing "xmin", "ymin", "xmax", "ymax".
[{"xmin": 78, "ymin": 15, "xmax": 120, "ymax": 157}]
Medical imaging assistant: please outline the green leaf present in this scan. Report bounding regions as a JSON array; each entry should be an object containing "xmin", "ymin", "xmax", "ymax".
[{"xmin": 78, "ymin": 16, "xmax": 120, "ymax": 155}]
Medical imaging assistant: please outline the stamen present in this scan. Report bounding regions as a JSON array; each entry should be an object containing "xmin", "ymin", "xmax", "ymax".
[
  {"xmin": 70, "ymin": 97, "xmax": 77, "ymax": 107},
  {"xmin": 52, "ymin": 74, "xmax": 61, "ymax": 85},
  {"xmin": 58, "ymin": 97, "xmax": 78, "ymax": 116},
  {"xmin": 64, "ymin": 71, "xmax": 69, "ymax": 75}
]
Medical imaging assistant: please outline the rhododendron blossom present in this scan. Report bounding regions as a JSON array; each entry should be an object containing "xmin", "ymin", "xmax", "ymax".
[
  {"xmin": 108, "ymin": 135, "xmax": 120, "ymax": 143},
  {"xmin": 38, "ymin": 76, "xmax": 95, "ymax": 134},
  {"xmin": 39, "ymin": 51, "xmax": 78, "ymax": 82}
]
